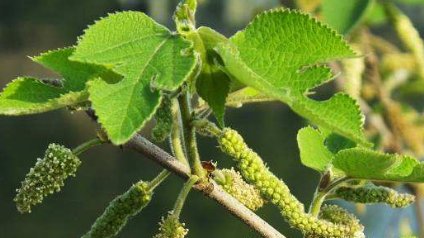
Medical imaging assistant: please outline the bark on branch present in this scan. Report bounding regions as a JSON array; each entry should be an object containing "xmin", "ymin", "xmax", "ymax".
[{"xmin": 126, "ymin": 134, "xmax": 286, "ymax": 238}]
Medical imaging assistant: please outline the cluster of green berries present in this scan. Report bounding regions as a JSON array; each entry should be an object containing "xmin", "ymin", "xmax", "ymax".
[
  {"xmin": 83, "ymin": 181, "xmax": 152, "ymax": 238},
  {"xmin": 319, "ymin": 205, "xmax": 361, "ymax": 228},
  {"xmin": 218, "ymin": 128, "xmax": 364, "ymax": 238},
  {"xmin": 306, "ymin": 205, "xmax": 363, "ymax": 238},
  {"xmin": 213, "ymin": 168, "xmax": 265, "ymax": 211},
  {"xmin": 153, "ymin": 212, "xmax": 189, "ymax": 238},
  {"xmin": 334, "ymin": 184, "xmax": 415, "ymax": 208},
  {"xmin": 14, "ymin": 143, "xmax": 81, "ymax": 213},
  {"xmin": 152, "ymin": 97, "xmax": 173, "ymax": 142}
]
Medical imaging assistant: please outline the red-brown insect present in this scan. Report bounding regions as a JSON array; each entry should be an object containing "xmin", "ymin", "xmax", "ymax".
[{"xmin": 201, "ymin": 160, "xmax": 216, "ymax": 173}]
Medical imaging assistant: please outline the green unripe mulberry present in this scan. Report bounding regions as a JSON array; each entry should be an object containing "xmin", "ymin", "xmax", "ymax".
[
  {"xmin": 319, "ymin": 205, "xmax": 361, "ymax": 228},
  {"xmin": 83, "ymin": 181, "xmax": 152, "ymax": 238},
  {"xmin": 218, "ymin": 128, "xmax": 364, "ymax": 238},
  {"xmin": 14, "ymin": 143, "xmax": 81, "ymax": 213},
  {"xmin": 152, "ymin": 97, "xmax": 173, "ymax": 142},
  {"xmin": 153, "ymin": 213, "xmax": 189, "ymax": 238},
  {"xmin": 213, "ymin": 168, "xmax": 265, "ymax": 211},
  {"xmin": 306, "ymin": 205, "xmax": 363, "ymax": 238},
  {"xmin": 334, "ymin": 184, "xmax": 415, "ymax": 208}
]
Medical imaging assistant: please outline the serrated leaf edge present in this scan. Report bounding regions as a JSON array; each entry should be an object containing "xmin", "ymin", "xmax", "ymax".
[
  {"xmin": 293, "ymin": 93, "xmax": 368, "ymax": 145},
  {"xmin": 216, "ymin": 41, "xmax": 368, "ymax": 146},
  {"xmin": 232, "ymin": 8, "xmax": 358, "ymax": 59},
  {"xmin": 70, "ymin": 11, "xmax": 198, "ymax": 92},
  {"xmin": 334, "ymin": 147, "xmax": 424, "ymax": 181},
  {"xmin": 0, "ymin": 77, "xmax": 89, "ymax": 116}
]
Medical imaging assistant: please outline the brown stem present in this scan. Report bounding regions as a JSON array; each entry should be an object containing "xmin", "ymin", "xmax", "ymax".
[{"xmin": 125, "ymin": 134, "xmax": 285, "ymax": 238}]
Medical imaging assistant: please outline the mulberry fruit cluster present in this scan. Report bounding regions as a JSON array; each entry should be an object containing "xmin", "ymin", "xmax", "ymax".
[
  {"xmin": 306, "ymin": 205, "xmax": 363, "ymax": 238},
  {"xmin": 83, "ymin": 181, "xmax": 152, "ymax": 238},
  {"xmin": 218, "ymin": 128, "xmax": 364, "ymax": 238},
  {"xmin": 154, "ymin": 213, "xmax": 188, "ymax": 238},
  {"xmin": 319, "ymin": 205, "xmax": 361, "ymax": 228},
  {"xmin": 14, "ymin": 143, "xmax": 81, "ymax": 213},
  {"xmin": 214, "ymin": 168, "xmax": 264, "ymax": 211},
  {"xmin": 334, "ymin": 184, "xmax": 415, "ymax": 208}
]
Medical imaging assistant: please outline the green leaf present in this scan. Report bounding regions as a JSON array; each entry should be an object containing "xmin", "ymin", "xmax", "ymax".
[
  {"xmin": 196, "ymin": 27, "xmax": 231, "ymax": 126},
  {"xmin": 0, "ymin": 48, "xmax": 109, "ymax": 115},
  {"xmin": 226, "ymin": 87, "xmax": 277, "ymax": 107},
  {"xmin": 0, "ymin": 77, "xmax": 86, "ymax": 115},
  {"xmin": 321, "ymin": 0, "xmax": 374, "ymax": 34},
  {"xmin": 71, "ymin": 11, "xmax": 197, "ymax": 144},
  {"xmin": 333, "ymin": 148, "xmax": 424, "ymax": 182},
  {"xmin": 324, "ymin": 133, "xmax": 356, "ymax": 154},
  {"xmin": 215, "ymin": 9, "xmax": 369, "ymax": 146},
  {"xmin": 297, "ymin": 127, "xmax": 334, "ymax": 172},
  {"xmin": 196, "ymin": 68, "xmax": 230, "ymax": 126}
]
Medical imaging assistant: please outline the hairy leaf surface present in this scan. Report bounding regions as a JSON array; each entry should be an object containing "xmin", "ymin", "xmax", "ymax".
[
  {"xmin": 333, "ymin": 148, "xmax": 424, "ymax": 182},
  {"xmin": 71, "ymin": 11, "xmax": 197, "ymax": 144},
  {"xmin": 0, "ymin": 48, "xmax": 109, "ymax": 115},
  {"xmin": 216, "ymin": 9, "xmax": 368, "ymax": 146},
  {"xmin": 324, "ymin": 133, "xmax": 356, "ymax": 154}
]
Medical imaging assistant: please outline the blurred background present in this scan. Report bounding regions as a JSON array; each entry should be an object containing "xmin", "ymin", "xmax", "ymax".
[{"xmin": 0, "ymin": 0, "xmax": 423, "ymax": 237}]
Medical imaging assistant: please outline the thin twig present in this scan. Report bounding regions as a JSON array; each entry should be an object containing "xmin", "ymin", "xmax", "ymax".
[
  {"xmin": 125, "ymin": 134, "xmax": 286, "ymax": 238},
  {"xmin": 173, "ymin": 175, "xmax": 199, "ymax": 218}
]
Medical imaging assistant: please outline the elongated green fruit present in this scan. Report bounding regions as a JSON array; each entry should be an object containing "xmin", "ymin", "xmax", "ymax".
[
  {"xmin": 334, "ymin": 184, "xmax": 415, "ymax": 208},
  {"xmin": 218, "ymin": 128, "xmax": 364, "ymax": 238},
  {"xmin": 14, "ymin": 143, "xmax": 81, "ymax": 213},
  {"xmin": 152, "ymin": 97, "xmax": 173, "ymax": 142},
  {"xmin": 213, "ymin": 168, "xmax": 265, "ymax": 211},
  {"xmin": 319, "ymin": 205, "xmax": 361, "ymax": 227},
  {"xmin": 82, "ymin": 181, "xmax": 152, "ymax": 238},
  {"xmin": 153, "ymin": 213, "xmax": 188, "ymax": 238},
  {"xmin": 306, "ymin": 205, "xmax": 362, "ymax": 238}
]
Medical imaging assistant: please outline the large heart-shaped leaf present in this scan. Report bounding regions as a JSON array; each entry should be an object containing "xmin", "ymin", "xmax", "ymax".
[
  {"xmin": 216, "ymin": 9, "xmax": 368, "ymax": 146},
  {"xmin": 71, "ymin": 12, "xmax": 197, "ymax": 144}
]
